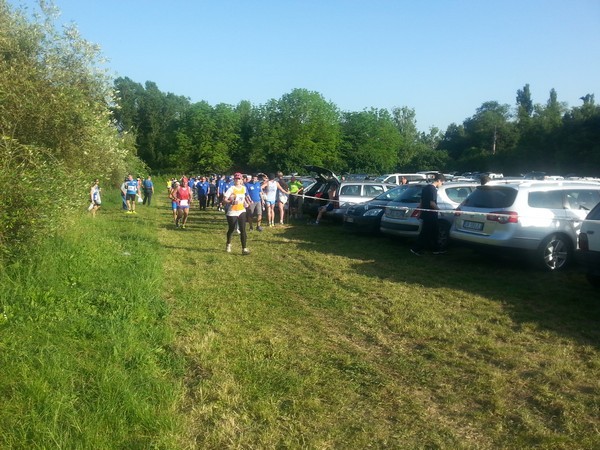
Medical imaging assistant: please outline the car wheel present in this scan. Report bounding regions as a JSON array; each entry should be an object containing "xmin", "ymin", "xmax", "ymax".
[
  {"xmin": 537, "ymin": 234, "xmax": 572, "ymax": 271},
  {"xmin": 586, "ymin": 273, "xmax": 600, "ymax": 288},
  {"xmin": 437, "ymin": 221, "xmax": 451, "ymax": 250}
]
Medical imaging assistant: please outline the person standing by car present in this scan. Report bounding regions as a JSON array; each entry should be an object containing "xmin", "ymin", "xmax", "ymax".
[
  {"xmin": 263, "ymin": 173, "xmax": 288, "ymax": 227},
  {"xmin": 313, "ymin": 184, "xmax": 338, "ymax": 225},
  {"xmin": 411, "ymin": 173, "xmax": 445, "ymax": 255},
  {"xmin": 288, "ymin": 175, "xmax": 304, "ymax": 220},
  {"xmin": 276, "ymin": 171, "xmax": 290, "ymax": 225}
]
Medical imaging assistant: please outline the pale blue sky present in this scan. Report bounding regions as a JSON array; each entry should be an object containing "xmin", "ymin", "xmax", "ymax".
[{"xmin": 11, "ymin": 0, "xmax": 600, "ymax": 131}]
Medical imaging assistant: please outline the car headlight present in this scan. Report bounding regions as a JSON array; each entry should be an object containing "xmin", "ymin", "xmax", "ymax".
[{"xmin": 363, "ymin": 208, "xmax": 383, "ymax": 216}]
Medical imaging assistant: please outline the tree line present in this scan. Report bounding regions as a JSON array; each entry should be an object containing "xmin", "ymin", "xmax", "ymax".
[{"xmin": 113, "ymin": 79, "xmax": 600, "ymax": 178}]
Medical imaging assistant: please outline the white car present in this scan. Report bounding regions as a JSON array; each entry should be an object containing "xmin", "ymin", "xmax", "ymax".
[
  {"xmin": 451, "ymin": 180, "xmax": 600, "ymax": 271},
  {"xmin": 578, "ymin": 202, "xmax": 600, "ymax": 287}
]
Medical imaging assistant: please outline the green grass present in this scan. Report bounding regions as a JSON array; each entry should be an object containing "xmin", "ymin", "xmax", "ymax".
[{"xmin": 1, "ymin": 185, "xmax": 599, "ymax": 449}]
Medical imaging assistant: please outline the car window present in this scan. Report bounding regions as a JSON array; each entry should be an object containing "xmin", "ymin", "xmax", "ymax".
[
  {"xmin": 398, "ymin": 186, "xmax": 424, "ymax": 203},
  {"xmin": 340, "ymin": 184, "xmax": 360, "ymax": 196},
  {"xmin": 586, "ymin": 202, "xmax": 600, "ymax": 220},
  {"xmin": 564, "ymin": 189, "xmax": 600, "ymax": 211},
  {"xmin": 372, "ymin": 185, "xmax": 410, "ymax": 201},
  {"xmin": 364, "ymin": 185, "xmax": 385, "ymax": 197},
  {"xmin": 463, "ymin": 186, "xmax": 518, "ymax": 208},
  {"xmin": 528, "ymin": 190, "xmax": 564, "ymax": 209},
  {"xmin": 446, "ymin": 187, "xmax": 471, "ymax": 203}
]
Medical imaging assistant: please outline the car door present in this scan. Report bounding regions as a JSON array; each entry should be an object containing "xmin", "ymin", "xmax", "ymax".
[{"xmin": 564, "ymin": 189, "xmax": 600, "ymax": 233}]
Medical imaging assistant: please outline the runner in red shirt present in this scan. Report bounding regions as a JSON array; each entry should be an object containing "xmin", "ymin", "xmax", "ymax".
[{"xmin": 176, "ymin": 179, "xmax": 191, "ymax": 229}]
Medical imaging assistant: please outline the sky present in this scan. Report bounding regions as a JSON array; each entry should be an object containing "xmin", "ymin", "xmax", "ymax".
[{"xmin": 9, "ymin": 0, "xmax": 600, "ymax": 132}]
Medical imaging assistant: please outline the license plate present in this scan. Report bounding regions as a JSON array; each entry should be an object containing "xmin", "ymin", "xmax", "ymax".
[
  {"xmin": 463, "ymin": 220, "xmax": 484, "ymax": 231},
  {"xmin": 345, "ymin": 217, "xmax": 354, "ymax": 223}
]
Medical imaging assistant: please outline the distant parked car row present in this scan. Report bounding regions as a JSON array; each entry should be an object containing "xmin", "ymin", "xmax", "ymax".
[{"xmin": 316, "ymin": 172, "xmax": 600, "ymax": 287}]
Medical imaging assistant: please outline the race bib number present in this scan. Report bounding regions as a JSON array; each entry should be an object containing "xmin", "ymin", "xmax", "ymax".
[{"xmin": 179, "ymin": 199, "xmax": 189, "ymax": 207}]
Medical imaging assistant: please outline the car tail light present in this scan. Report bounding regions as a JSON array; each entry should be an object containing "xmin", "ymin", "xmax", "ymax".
[
  {"xmin": 579, "ymin": 233, "xmax": 589, "ymax": 251},
  {"xmin": 454, "ymin": 207, "xmax": 462, "ymax": 216},
  {"xmin": 487, "ymin": 211, "xmax": 518, "ymax": 224},
  {"xmin": 411, "ymin": 209, "xmax": 421, "ymax": 218}
]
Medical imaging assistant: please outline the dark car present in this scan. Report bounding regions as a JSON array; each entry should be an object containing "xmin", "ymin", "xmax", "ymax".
[
  {"xmin": 577, "ymin": 202, "xmax": 600, "ymax": 287},
  {"xmin": 342, "ymin": 184, "xmax": 416, "ymax": 234},
  {"xmin": 301, "ymin": 165, "xmax": 341, "ymax": 217}
]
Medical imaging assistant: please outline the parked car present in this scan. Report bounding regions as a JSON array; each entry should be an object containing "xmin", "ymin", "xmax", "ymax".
[
  {"xmin": 373, "ymin": 173, "xmax": 427, "ymax": 184},
  {"xmin": 301, "ymin": 165, "xmax": 340, "ymax": 217},
  {"xmin": 302, "ymin": 166, "xmax": 396, "ymax": 219},
  {"xmin": 577, "ymin": 202, "xmax": 600, "ymax": 287},
  {"xmin": 342, "ymin": 183, "xmax": 417, "ymax": 234},
  {"xmin": 380, "ymin": 182, "xmax": 478, "ymax": 248},
  {"xmin": 450, "ymin": 180, "xmax": 600, "ymax": 271}
]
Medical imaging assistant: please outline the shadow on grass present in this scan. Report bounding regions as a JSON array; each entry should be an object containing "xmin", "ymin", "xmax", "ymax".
[{"xmin": 281, "ymin": 221, "xmax": 600, "ymax": 348}]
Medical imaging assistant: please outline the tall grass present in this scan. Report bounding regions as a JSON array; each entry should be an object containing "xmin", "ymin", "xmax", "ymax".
[{"xmin": 0, "ymin": 189, "xmax": 182, "ymax": 449}]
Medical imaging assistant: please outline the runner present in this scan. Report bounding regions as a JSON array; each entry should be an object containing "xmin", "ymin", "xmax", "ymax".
[
  {"xmin": 89, "ymin": 179, "xmax": 101, "ymax": 217},
  {"xmin": 124, "ymin": 174, "xmax": 139, "ymax": 214},
  {"xmin": 175, "ymin": 178, "xmax": 191, "ymax": 229},
  {"xmin": 169, "ymin": 180, "xmax": 180, "ymax": 223},
  {"xmin": 224, "ymin": 172, "xmax": 250, "ymax": 255},
  {"xmin": 245, "ymin": 173, "xmax": 264, "ymax": 232}
]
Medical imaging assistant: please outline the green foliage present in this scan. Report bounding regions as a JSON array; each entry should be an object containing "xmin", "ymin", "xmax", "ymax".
[
  {"xmin": 340, "ymin": 108, "xmax": 400, "ymax": 173},
  {"xmin": 0, "ymin": 1, "xmax": 140, "ymax": 257},
  {"xmin": 249, "ymin": 88, "xmax": 342, "ymax": 173},
  {"xmin": 0, "ymin": 137, "xmax": 72, "ymax": 254}
]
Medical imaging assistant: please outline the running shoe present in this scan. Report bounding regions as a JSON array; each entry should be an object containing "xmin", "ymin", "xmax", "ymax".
[
  {"xmin": 242, "ymin": 248, "xmax": 250, "ymax": 255},
  {"xmin": 226, "ymin": 244, "xmax": 232, "ymax": 253}
]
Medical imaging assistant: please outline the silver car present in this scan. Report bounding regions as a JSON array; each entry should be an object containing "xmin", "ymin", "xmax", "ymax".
[
  {"xmin": 328, "ymin": 180, "xmax": 398, "ymax": 220},
  {"xmin": 380, "ymin": 182, "xmax": 478, "ymax": 248},
  {"xmin": 450, "ymin": 180, "xmax": 600, "ymax": 271}
]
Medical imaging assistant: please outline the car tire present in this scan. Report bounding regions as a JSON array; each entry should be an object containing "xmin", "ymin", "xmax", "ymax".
[
  {"xmin": 586, "ymin": 273, "xmax": 600, "ymax": 288},
  {"xmin": 537, "ymin": 234, "xmax": 572, "ymax": 271},
  {"xmin": 437, "ymin": 221, "xmax": 451, "ymax": 250}
]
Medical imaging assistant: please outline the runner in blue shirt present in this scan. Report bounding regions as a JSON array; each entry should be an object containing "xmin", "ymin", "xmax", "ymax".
[
  {"xmin": 125, "ymin": 174, "xmax": 139, "ymax": 213},
  {"xmin": 245, "ymin": 173, "xmax": 265, "ymax": 231},
  {"xmin": 196, "ymin": 176, "xmax": 210, "ymax": 210},
  {"xmin": 217, "ymin": 175, "xmax": 227, "ymax": 211}
]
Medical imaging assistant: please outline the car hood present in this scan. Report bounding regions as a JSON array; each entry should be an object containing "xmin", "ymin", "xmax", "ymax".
[{"xmin": 303, "ymin": 165, "xmax": 340, "ymax": 183}]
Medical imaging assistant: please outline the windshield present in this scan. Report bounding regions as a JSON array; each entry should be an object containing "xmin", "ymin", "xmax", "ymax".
[
  {"xmin": 397, "ymin": 185, "xmax": 425, "ymax": 203},
  {"xmin": 463, "ymin": 186, "xmax": 518, "ymax": 208},
  {"xmin": 374, "ymin": 184, "xmax": 410, "ymax": 201}
]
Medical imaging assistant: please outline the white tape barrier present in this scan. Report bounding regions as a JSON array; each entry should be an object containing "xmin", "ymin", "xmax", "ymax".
[{"xmin": 289, "ymin": 193, "xmax": 590, "ymax": 222}]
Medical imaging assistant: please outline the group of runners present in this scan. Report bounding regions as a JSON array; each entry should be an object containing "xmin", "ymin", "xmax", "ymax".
[
  {"xmin": 167, "ymin": 171, "xmax": 305, "ymax": 254},
  {"xmin": 88, "ymin": 171, "xmax": 306, "ymax": 255}
]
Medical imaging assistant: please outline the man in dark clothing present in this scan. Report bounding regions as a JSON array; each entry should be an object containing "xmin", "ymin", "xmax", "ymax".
[
  {"xmin": 142, "ymin": 176, "xmax": 154, "ymax": 206},
  {"xmin": 411, "ymin": 173, "xmax": 445, "ymax": 255}
]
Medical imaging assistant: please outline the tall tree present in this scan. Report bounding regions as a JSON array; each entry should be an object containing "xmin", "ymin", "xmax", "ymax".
[
  {"xmin": 339, "ymin": 108, "xmax": 400, "ymax": 174},
  {"xmin": 516, "ymin": 83, "xmax": 533, "ymax": 125},
  {"xmin": 249, "ymin": 89, "xmax": 341, "ymax": 173}
]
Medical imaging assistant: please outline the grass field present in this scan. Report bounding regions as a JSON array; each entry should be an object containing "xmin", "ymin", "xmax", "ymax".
[{"xmin": 1, "ymin": 185, "xmax": 599, "ymax": 449}]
